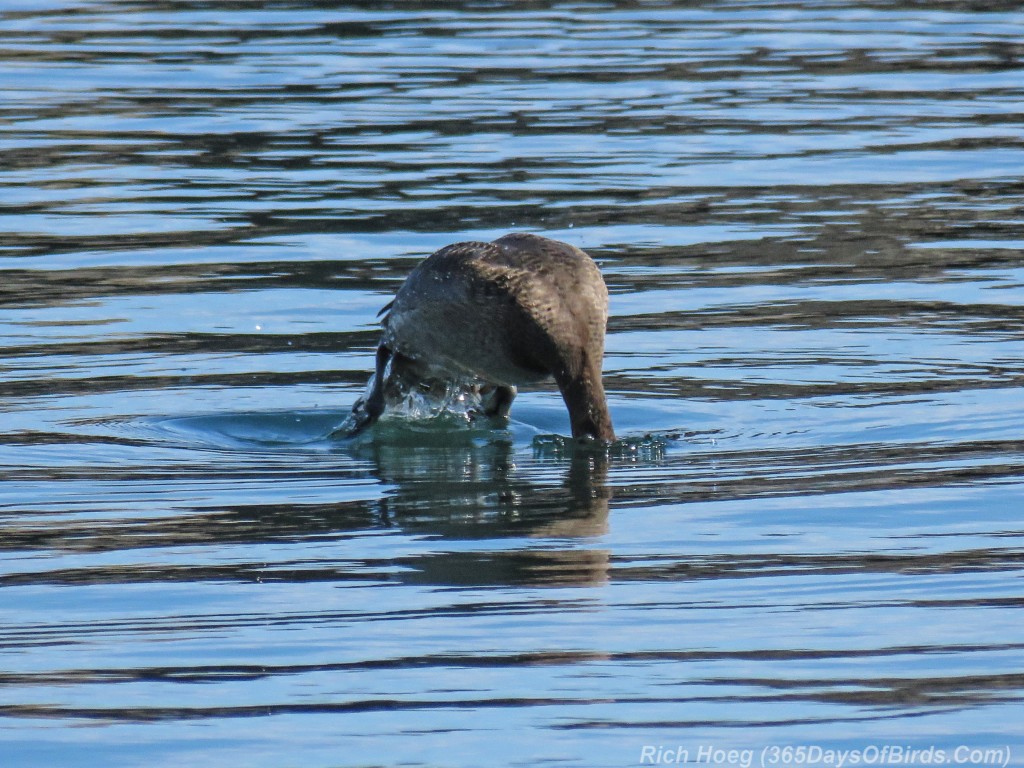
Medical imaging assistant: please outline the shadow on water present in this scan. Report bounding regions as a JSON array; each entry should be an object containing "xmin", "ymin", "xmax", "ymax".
[
  {"xmin": 354, "ymin": 429, "xmax": 619, "ymax": 588},
  {"xmin": 4, "ymin": 410, "xmax": 656, "ymax": 589},
  {"xmin": 159, "ymin": 409, "xmax": 634, "ymax": 539}
]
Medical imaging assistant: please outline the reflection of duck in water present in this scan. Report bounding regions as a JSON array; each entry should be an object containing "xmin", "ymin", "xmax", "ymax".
[{"xmin": 336, "ymin": 233, "xmax": 615, "ymax": 441}]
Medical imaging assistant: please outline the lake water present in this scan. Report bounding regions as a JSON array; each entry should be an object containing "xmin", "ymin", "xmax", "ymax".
[{"xmin": 2, "ymin": 2, "xmax": 1023, "ymax": 766}]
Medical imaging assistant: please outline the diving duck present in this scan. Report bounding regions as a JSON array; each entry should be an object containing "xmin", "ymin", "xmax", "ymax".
[{"xmin": 337, "ymin": 233, "xmax": 614, "ymax": 442}]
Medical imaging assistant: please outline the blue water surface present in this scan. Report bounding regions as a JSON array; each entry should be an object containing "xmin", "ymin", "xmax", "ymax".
[{"xmin": 1, "ymin": 2, "xmax": 1023, "ymax": 766}]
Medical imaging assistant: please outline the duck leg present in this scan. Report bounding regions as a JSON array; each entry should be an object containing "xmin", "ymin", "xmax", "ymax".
[{"xmin": 482, "ymin": 384, "xmax": 517, "ymax": 419}]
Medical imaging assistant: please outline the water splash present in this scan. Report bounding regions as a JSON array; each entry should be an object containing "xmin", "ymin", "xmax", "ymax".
[
  {"xmin": 332, "ymin": 369, "xmax": 497, "ymax": 440},
  {"xmin": 391, "ymin": 379, "xmax": 489, "ymax": 423}
]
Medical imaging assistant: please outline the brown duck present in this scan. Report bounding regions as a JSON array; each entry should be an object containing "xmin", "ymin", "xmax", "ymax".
[{"xmin": 337, "ymin": 233, "xmax": 615, "ymax": 441}]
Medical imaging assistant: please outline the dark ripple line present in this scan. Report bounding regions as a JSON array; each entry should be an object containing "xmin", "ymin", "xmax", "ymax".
[
  {"xmin": 3, "ymin": 544, "xmax": 1023, "ymax": 591},
  {"xmin": 0, "ymin": 369, "xmax": 366, "ymax": 401},
  {"xmin": 0, "ymin": 600, "xmax": 592, "ymax": 647},
  {"xmin": 0, "ymin": 697, "xmax": 598, "ymax": 723},
  {"xmin": 554, "ymin": 706, "xmax": 970, "ymax": 731},
  {"xmin": 5, "ymin": 684, "xmax": 1017, "ymax": 726},
  {"xmin": 3, "ymin": 642, "xmax": 1023, "ymax": 687}
]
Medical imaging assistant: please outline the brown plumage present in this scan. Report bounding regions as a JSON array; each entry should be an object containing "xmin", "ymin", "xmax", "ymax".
[{"xmin": 337, "ymin": 233, "xmax": 615, "ymax": 441}]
